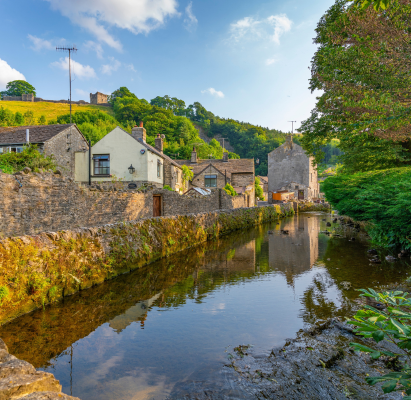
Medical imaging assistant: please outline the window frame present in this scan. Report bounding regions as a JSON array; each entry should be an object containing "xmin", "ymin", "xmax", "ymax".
[
  {"xmin": 93, "ymin": 154, "xmax": 110, "ymax": 176},
  {"xmin": 204, "ymin": 174, "xmax": 217, "ymax": 188}
]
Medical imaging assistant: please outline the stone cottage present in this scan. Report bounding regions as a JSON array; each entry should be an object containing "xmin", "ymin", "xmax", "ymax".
[
  {"xmin": 176, "ymin": 149, "xmax": 255, "ymax": 206},
  {"xmin": 75, "ymin": 123, "xmax": 185, "ymax": 192},
  {"xmin": 0, "ymin": 124, "xmax": 88, "ymax": 178},
  {"xmin": 268, "ymin": 135, "xmax": 319, "ymax": 203}
]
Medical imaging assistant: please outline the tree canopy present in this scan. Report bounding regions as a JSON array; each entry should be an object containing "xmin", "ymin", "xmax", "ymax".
[
  {"xmin": 1, "ymin": 80, "xmax": 36, "ymax": 98},
  {"xmin": 299, "ymin": 0, "xmax": 411, "ymax": 173}
]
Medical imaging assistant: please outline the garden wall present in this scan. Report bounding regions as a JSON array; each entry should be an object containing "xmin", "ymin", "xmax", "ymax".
[
  {"xmin": 0, "ymin": 204, "xmax": 293, "ymax": 325},
  {"xmin": 0, "ymin": 170, "xmax": 248, "ymax": 237}
]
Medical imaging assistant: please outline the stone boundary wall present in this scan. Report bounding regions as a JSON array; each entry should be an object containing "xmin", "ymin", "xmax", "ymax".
[
  {"xmin": 0, "ymin": 171, "xmax": 250, "ymax": 237},
  {"xmin": 0, "ymin": 338, "xmax": 79, "ymax": 399},
  {"xmin": 0, "ymin": 204, "xmax": 294, "ymax": 324}
]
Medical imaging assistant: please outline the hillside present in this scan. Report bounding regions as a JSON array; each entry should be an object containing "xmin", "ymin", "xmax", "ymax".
[{"xmin": 0, "ymin": 101, "xmax": 114, "ymax": 121}]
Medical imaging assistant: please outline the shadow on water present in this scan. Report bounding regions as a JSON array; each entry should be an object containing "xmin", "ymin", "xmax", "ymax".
[{"xmin": 1, "ymin": 213, "xmax": 410, "ymax": 400}]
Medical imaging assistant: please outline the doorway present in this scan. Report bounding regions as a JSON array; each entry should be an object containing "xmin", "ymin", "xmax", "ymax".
[
  {"xmin": 153, "ymin": 195, "xmax": 162, "ymax": 217},
  {"xmin": 298, "ymin": 190, "xmax": 305, "ymax": 200}
]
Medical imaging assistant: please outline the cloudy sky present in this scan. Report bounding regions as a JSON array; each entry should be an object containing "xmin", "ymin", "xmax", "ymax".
[{"xmin": 0, "ymin": 0, "xmax": 334, "ymax": 132}]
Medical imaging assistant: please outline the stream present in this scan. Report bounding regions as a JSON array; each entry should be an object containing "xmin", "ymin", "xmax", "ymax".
[{"xmin": 1, "ymin": 213, "xmax": 410, "ymax": 399}]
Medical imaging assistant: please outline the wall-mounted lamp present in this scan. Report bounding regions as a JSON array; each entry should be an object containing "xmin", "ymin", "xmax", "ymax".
[{"xmin": 128, "ymin": 164, "xmax": 136, "ymax": 174}]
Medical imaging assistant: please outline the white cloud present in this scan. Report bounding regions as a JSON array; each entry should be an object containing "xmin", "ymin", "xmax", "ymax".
[
  {"xmin": 184, "ymin": 2, "xmax": 198, "ymax": 32},
  {"xmin": 0, "ymin": 59, "xmax": 26, "ymax": 91},
  {"xmin": 229, "ymin": 14, "xmax": 292, "ymax": 44},
  {"xmin": 267, "ymin": 14, "xmax": 292, "ymax": 44},
  {"xmin": 51, "ymin": 57, "xmax": 97, "ymax": 79},
  {"xmin": 125, "ymin": 63, "xmax": 137, "ymax": 72},
  {"xmin": 265, "ymin": 58, "xmax": 277, "ymax": 66},
  {"xmin": 201, "ymin": 88, "xmax": 224, "ymax": 98},
  {"xmin": 27, "ymin": 35, "xmax": 54, "ymax": 51},
  {"xmin": 101, "ymin": 58, "xmax": 121, "ymax": 75},
  {"xmin": 83, "ymin": 40, "xmax": 104, "ymax": 59},
  {"xmin": 45, "ymin": 0, "xmax": 180, "ymax": 51},
  {"xmin": 75, "ymin": 88, "xmax": 89, "ymax": 97}
]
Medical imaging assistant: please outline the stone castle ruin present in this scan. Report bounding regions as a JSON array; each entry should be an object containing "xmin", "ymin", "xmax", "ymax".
[{"xmin": 2, "ymin": 92, "xmax": 110, "ymax": 107}]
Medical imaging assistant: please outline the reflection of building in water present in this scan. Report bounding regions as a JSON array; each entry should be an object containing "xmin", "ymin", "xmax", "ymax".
[
  {"xmin": 109, "ymin": 293, "xmax": 163, "ymax": 333},
  {"xmin": 269, "ymin": 216, "xmax": 319, "ymax": 285}
]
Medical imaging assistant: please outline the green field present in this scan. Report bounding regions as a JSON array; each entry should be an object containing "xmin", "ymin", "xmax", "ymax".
[{"xmin": 0, "ymin": 101, "xmax": 114, "ymax": 123}]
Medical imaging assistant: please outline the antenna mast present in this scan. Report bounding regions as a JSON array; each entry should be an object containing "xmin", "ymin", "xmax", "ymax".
[
  {"xmin": 56, "ymin": 46, "xmax": 77, "ymax": 123},
  {"xmin": 288, "ymin": 120, "xmax": 297, "ymax": 134}
]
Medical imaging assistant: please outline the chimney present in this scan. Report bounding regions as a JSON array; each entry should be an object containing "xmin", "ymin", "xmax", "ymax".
[
  {"xmin": 131, "ymin": 122, "xmax": 146, "ymax": 143},
  {"xmin": 191, "ymin": 147, "xmax": 197, "ymax": 163},
  {"xmin": 26, "ymin": 129, "xmax": 30, "ymax": 143},
  {"xmin": 155, "ymin": 133, "xmax": 163, "ymax": 153},
  {"xmin": 222, "ymin": 152, "xmax": 229, "ymax": 162}
]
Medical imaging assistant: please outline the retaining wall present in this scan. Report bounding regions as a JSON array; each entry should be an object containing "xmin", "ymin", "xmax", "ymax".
[{"xmin": 0, "ymin": 204, "xmax": 294, "ymax": 325}]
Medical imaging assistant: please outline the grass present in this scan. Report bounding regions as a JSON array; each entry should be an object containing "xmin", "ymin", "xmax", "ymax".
[{"xmin": 0, "ymin": 101, "xmax": 114, "ymax": 122}]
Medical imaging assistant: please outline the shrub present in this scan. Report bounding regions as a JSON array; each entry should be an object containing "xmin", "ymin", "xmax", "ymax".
[
  {"xmin": 255, "ymin": 177, "xmax": 264, "ymax": 200},
  {"xmin": 0, "ymin": 286, "xmax": 9, "ymax": 304},
  {"xmin": 323, "ymin": 167, "xmax": 411, "ymax": 249},
  {"xmin": 163, "ymin": 185, "xmax": 173, "ymax": 191},
  {"xmin": 223, "ymin": 183, "xmax": 237, "ymax": 197},
  {"xmin": 348, "ymin": 289, "xmax": 411, "ymax": 399},
  {"xmin": 0, "ymin": 144, "xmax": 57, "ymax": 174}
]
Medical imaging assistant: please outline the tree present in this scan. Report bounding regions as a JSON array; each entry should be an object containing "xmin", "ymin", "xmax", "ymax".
[
  {"xmin": 108, "ymin": 87, "xmax": 137, "ymax": 104},
  {"xmin": 1, "ymin": 80, "xmax": 36, "ymax": 98},
  {"xmin": 299, "ymin": 0, "xmax": 411, "ymax": 173},
  {"xmin": 255, "ymin": 177, "xmax": 264, "ymax": 200}
]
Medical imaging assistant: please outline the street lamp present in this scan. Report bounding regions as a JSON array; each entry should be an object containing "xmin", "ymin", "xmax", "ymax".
[{"xmin": 128, "ymin": 164, "xmax": 135, "ymax": 174}]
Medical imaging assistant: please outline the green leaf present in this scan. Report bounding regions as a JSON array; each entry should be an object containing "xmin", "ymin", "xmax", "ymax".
[
  {"xmin": 372, "ymin": 330, "xmax": 385, "ymax": 343},
  {"xmin": 382, "ymin": 380, "xmax": 397, "ymax": 393}
]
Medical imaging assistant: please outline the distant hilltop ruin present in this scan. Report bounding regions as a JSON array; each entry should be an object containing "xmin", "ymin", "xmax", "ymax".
[{"xmin": 1, "ymin": 92, "xmax": 111, "ymax": 107}]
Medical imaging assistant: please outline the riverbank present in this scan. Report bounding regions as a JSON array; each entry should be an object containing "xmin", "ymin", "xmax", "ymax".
[{"xmin": 0, "ymin": 204, "xmax": 293, "ymax": 325}]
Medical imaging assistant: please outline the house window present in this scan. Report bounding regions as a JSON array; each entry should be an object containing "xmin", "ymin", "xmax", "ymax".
[
  {"xmin": 157, "ymin": 160, "xmax": 161, "ymax": 177},
  {"xmin": 205, "ymin": 174, "xmax": 217, "ymax": 187},
  {"xmin": 1, "ymin": 146, "xmax": 24, "ymax": 153},
  {"xmin": 93, "ymin": 154, "xmax": 110, "ymax": 175}
]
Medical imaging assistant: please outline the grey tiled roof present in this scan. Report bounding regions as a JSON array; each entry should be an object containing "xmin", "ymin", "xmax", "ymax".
[{"xmin": 0, "ymin": 124, "xmax": 74, "ymax": 145}]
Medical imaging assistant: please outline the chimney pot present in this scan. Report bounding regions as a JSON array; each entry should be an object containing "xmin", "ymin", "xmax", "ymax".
[
  {"xmin": 155, "ymin": 133, "xmax": 163, "ymax": 153},
  {"xmin": 139, "ymin": 121, "xmax": 144, "ymax": 128},
  {"xmin": 26, "ymin": 129, "xmax": 30, "ymax": 144},
  {"xmin": 223, "ymin": 152, "xmax": 229, "ymax": 162}
]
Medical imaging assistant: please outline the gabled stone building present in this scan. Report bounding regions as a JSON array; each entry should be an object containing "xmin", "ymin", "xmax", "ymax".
[
  {"xmin": 0, "ymin": 124, "xmax": 88, "ymax": 178},
  {"xmin": 268, "ymin": 135, "xmax": 319, "ymax": 203},
  {"xmin": 176, "ymin": 149, "xmax": 255, "ymax": 206}
]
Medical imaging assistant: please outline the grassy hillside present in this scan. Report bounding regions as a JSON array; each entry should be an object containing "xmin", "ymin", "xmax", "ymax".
[{"xmin": 0, "ymin": 101, "xmax": 114, "ymax": 122}]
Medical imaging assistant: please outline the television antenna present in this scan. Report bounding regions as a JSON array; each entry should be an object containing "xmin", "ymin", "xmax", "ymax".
[
  {"xmin": 288, "ymin": 121, "xmax": 297, "ymax": 134},
  {"xmin": 56, "ymin": 46, "xmax": 78, "ymax": 123}
]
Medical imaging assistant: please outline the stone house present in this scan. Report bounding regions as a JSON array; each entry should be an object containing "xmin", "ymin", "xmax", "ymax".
[
  {"xmin": 268, "ymin": 135, "xmax": 319, "ymax": 203},
  {"xmin": 90, "ymin": 92, "xmax": 108, "ymax": 105},
  {"xmin": 0, "ymin": 124, "xmax": 88, "ymax": 178},
  {"xmin": 176, "ymin": 149, "xmax": 255, "ymax": 206},
  {"xmin": 75, "ymin": 124, "xmax": 185, "ymax": 192}
]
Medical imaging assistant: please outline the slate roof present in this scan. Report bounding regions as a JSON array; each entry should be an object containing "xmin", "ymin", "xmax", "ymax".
[
  {"xmin": 257, "ymin": 176, "xmax": 268, "ymax": 183},
  {"xmin": 0, "ymin": 124, "xmax": 76, "ymax": 145},
  {"xmin": 175, "ymin": 158, "xmax": 254, "ymax": 179},
  {"xmin": 136, "ymin": 138, "xmax": 182, "ymax": 169}
]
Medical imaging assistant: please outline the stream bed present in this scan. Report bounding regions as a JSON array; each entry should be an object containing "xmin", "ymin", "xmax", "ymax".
[{"xmin": 1, "ymin": 213, "xmax": 410, "ymax": 399}]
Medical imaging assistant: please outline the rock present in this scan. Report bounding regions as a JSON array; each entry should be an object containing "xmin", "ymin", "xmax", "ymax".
[
  {"xmin": 22, "ymin": 167, "xmax": 32, "ymax": 174},
  {"xmin": 20, "ymin": 392, "xmax": 81, "ymax": 400},
  {"xmin": 370, "ymin": 258, "xmax": 381, "ymax": 264},
  {"xmin": 386, "ymin": 255, "xmax": 397, "ymax": 262},
  {"xmin": 54, "ymin": 170, "xmax": 62, "ymax": 175},
  {"xmin": 0, "ymin": 340, "xmax": 7, "ymax": 352},
  {"xmin": 351, "ymin": 237, "xmax": 355, "ymax": 241},
  {"xmin": 367, "ymin": 249, "xmax": 378, "ymax": 255},
  {"xmin": 281, "ymin": 230, "xmax": 289, "ymax": 234},
  {"xmin": 0, "ymin": 350, "xmax": 15, "ymax": 364},
  {"xmin": 326, "ymin": 222, "xmax": 332, "ymax": 227},
  {"xmin": 0, "ymin": 359, "xmax": 36, "ymax": 379},
  {"xmin": 0, "ymin": 371, "xmax": 61, "ymax": 400},
  {"xmin": 340, "ymin": 281, "xmax": 352, "ymax": 289},
  {"xmin": 268, "ymin": 231, "xmax": 274, "ymax": 234}
]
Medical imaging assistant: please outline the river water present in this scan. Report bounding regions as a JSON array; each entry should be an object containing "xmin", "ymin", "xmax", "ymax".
[{"xmin": 1, "ymin": 213, "xmax": 410, "ymax": 399}]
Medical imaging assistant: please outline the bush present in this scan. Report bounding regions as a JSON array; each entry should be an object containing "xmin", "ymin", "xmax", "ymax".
[
  {"xmin": 223, "ymin": 183, "xmax": 237, "ymax": 197},
  {"xmin": 163, "ymin": 185, "xmax": 173, "ymax": 191},
  {"xmin": 255, "ymin": 177, "xmax": 264, "ymax": 200},
  {"xmin": 323, "ymin": 167, "xmax": 411, "ymax": 249},
  {"xmin": 0, "ymin": 145, "xmax": 57, "ymax": 174}
]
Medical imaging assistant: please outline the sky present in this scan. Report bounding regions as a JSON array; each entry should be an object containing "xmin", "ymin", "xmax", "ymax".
[{"xmin": 0, "ymin": 0, "xmax": 335, "ymax": 132}]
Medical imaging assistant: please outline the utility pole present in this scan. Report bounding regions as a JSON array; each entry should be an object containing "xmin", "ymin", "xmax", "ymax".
[
  {"xmin": 56, "ymin": 46, "xmax": 77, "ymax": 123},
  {"xmin": 288, "ymin": 121, "xmax": 297, "ymax": 134}
]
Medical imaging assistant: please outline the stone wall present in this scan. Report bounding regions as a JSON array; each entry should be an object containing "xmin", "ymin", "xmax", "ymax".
[
  {"xmin": 0, "ymin": 339, "xmax": 78, "ymax": 399},
  {"xmin": 231, "ymin": 173, "xmax": 253, "ymax": 187},
  {"xmin": 0, "ymin": 203, "xmax": 294, "ymax": 324},
  {"xmin": 0, "ymin": 171, "xmax": 253, "ymax": 237}
]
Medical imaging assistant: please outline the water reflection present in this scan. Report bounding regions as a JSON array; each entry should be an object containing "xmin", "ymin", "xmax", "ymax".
[{"xmin": 1, "ymin": 213, "xmax": 410, "ymax": 400}]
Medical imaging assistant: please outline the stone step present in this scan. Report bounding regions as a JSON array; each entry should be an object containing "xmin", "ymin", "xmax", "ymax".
[
  {"xmin": 0, "ymin": 371, "xmax": 61, "ymax": 400},
  {"xmin": 18, "ymin": 392, "xmax": 81, "ymax": 399}
]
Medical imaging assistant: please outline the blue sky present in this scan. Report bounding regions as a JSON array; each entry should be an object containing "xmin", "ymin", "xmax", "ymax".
[{"xmin": 0, "ymin": 0, "xmax": 334, "ymax": 132}]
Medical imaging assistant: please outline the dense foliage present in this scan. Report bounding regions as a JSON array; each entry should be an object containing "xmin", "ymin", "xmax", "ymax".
[
  {"xmin": 348, "ymin": 288, "xmax": 411, "ymax": 398},
  {"xmin": 0, "ymin": 145, "xmax": 57, "ymax": 174},
  {"xmin": 255, "ymin": 177, "xmax": 264, "ymax": 200},
  {"xmin": 223, "ymin": 183, "xmax": 237, "ymax": 197},
  {"xmin": 0, "ymin": 80, "xmax": 36, "ymax": 99},
  {"xmin": 323, "ymin": 168, "xmax": 411, "ymax": 249},
  {"xmin": 0, "ymin": 106, "xmax": 46, "ymax": 127},
  {"xmin": 299, "ymin": 0, "xmax": 411, "ymax": 173}
]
